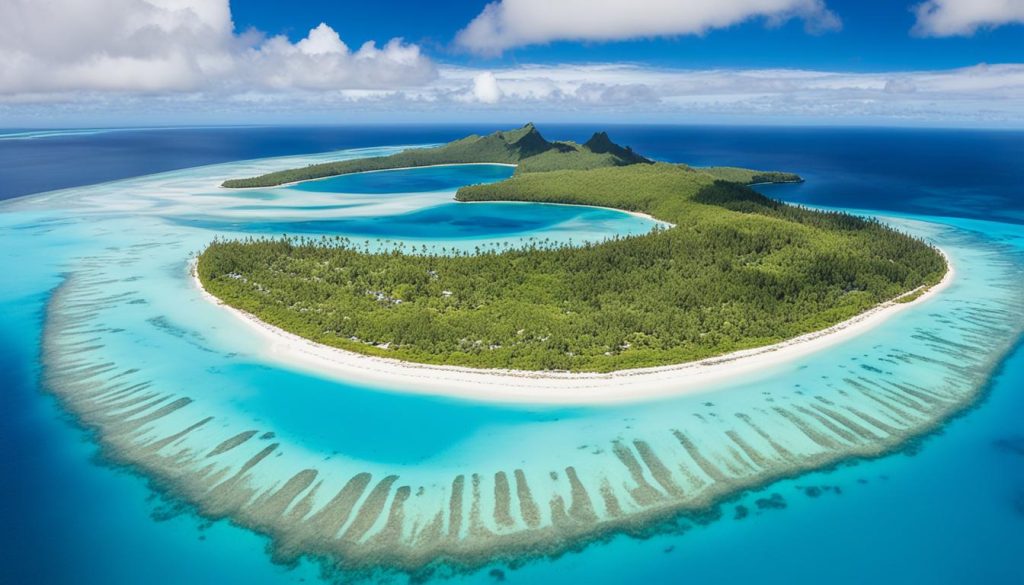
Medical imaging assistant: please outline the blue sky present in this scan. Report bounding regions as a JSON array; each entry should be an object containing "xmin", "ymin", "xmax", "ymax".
[
  {"xmin": 231, "ymin": 0, "xmax": 1023, "ymax": 72},
  {"xmin": 0, "ymin": 0, "xmax": 1022, "ymax": 127}
]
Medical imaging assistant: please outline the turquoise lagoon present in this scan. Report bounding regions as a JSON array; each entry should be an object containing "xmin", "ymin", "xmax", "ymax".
[{"xmin": 1, "ymin": 147, "xmax": 1023, "ymax": 583}]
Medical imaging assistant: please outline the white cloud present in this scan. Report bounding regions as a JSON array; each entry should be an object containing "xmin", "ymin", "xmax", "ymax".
[
  {"xmin": 0, "ymin": 0, "xmax": 1020, "ymax": 127},
  {"xmin": 242, "ymin": 35, "xmax": 433, "ymax": 91},
  {"xmin": 428, "ymin": 63, "xmax": 1024, "ymax": 125},
  {"xmin": 0, "ymin": 0, "xmax": 435, "ymax": 95},
  {"xmin": 456, "ymin": 0, "xmax": 841, "ymax": 54},
  {"xmin": 913, "ymin": 0, "xmax": 1024, "ymax": 36},
  {"xmin": 7, "ymin": 62, "xmax": 1023, "ymax": 127},
  {"xmin": 3, "ymin": 57, "xmax": 1023, "ymax": 127},
  {"xmin": 296, "ymin": 23, "xmax": 349, "ymax": 56},
  {"xmin": 471, "ymin": 72, "xmax": 503, "ymax": 103}
]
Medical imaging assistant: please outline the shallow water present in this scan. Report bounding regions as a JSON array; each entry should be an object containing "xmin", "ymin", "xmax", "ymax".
[
  {"xmin": 173, "ymin": 201, "xmax": 657, "ymax": 241},
  {"xmin": 290, "ymin": 164, "xmax": 515, "ymax": 194},
  {"xmin": 1, "ymin": 127, "xmax": 1022, "ymax": 584}
]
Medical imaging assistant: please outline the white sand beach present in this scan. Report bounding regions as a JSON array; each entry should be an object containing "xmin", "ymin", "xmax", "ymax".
[{"xmin": 191, "ymin": 250, "xmax": 954, "ymax": 405}]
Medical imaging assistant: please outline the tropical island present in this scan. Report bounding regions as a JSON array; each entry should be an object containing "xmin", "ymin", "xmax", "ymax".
[{"xmin": 200, "ymin": 125, "xmax": 946, "ymax": 373}]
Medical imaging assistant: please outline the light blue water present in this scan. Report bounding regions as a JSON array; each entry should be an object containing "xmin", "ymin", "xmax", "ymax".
[
  {"xmin": 290, "ymin": 164, "xmax": 515, "ymax": 194},
  {"xmin": 173, "ymin": 201, "xmax": 655, "ymax": 241},
  {"xmin": 149, "ymin": 160, "xmax": 658, "ymax": 249},
  {"xmin": 1, "ymin": 130, "xmax": 1022, "ymax": 584},
  {"xmin": 232, "ymin": 363, "xmax": 581, "ymax": 465}
]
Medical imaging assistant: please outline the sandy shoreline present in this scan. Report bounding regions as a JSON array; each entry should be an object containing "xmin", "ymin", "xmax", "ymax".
[
  {"xmin": 191, "ymin": 246, "xmax": 954, "ymax": 405},
  {"xmin": 459, "ymin": 199, "xmax": 670, "ymax": 228}
]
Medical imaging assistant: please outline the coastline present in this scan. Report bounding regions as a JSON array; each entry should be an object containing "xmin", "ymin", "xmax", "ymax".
[
  {"xmin": 222, "ymin": 160, "xmax": 668, "ymax": 225},
  {"xmin": 457, "ymin": 199, "xmax": 671, "ymax": 228},
  {"xmin": 223, "ymin": 161, "xmax": 518, "ymax": 191},
  {"xmin": 191, "ymin": 248, "xmax": 955, "ymax": 405}
]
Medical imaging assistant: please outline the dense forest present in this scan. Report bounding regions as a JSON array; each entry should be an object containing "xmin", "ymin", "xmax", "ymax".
[
  {"xmin": 701, "ymin": 166, "xmax": 803, "ymax": 185},
  {"xmin": 200, "ymin": 139, "xmax": 946, "ymax": 372},
  {"xmin": 222, "ymin": 124, "xmax": 651, "ymax": 188}
]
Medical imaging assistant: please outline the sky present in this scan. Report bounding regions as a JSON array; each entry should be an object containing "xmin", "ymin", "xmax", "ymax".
[{"xmin": 1, "ymin": 0, "xmax": 1022, "ymax": 128}]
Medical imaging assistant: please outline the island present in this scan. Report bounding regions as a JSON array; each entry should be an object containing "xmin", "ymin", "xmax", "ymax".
[{"xmin": 201, "ymin": 125, "xmax": 947, "ymax": 373}]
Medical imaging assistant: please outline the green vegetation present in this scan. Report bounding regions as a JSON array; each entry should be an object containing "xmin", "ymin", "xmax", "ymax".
[
  {"xmin": 701, "ymin": 166, "xmax": 804, "ymax": 185},
  {"xmin": 200, "ymin": 131, "xmax": 946, "ymax": 373},
  {"xmin": 894, "ymin": 287, "xmax": 930, "ymax": 304},
  {"xmin": 221, "ymin": 123, "xmax": 651, "ymax": 188}
]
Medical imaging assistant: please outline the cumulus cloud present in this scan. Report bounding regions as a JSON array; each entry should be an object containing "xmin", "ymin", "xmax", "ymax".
[
  {"xmin": 912, "ymin": 0, "xmax": 1024, "ymax": 36},
  {"xmin": 242, "ymin": 35, "xmax": 433, "ymax": 91},
  {"xmin": 471, "ymin": 72, "xmax": 503, "ymax": 103},
  {"xmin": 456, "ymin": 0, "xmax": 841, "ymax": 54},
  {"xmin": 0, "ymin": 0, "xmax": 435, "ymax": 95},
  {"xmin": 296, "ymin": 23, "xmax": 349, "ymax": 55}
]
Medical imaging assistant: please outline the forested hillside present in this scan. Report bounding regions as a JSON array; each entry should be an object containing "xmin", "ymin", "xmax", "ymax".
[{"xmin": 701, "ymin": 166, "xmax": 803, "ymax": 185}]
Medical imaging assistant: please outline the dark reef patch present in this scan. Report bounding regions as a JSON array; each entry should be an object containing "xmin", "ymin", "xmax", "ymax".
[{"xmin": 754, "ymin": 493, "xmax": 787, "ymax": 511}]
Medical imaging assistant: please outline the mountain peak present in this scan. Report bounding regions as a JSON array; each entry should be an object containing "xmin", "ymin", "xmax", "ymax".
[
  {"xmin": 502, "ymin": 123, "xmax": 551, "ymax": 158},
  {"xmin": 503, "ymin": 122, "xmax": 540, "ymax": 140},
  {"xmin": 583, "ymin": 131, "xmax": 615, "ymax": 152},
  {"xmin": 583, "ymin": 131, "xmax": 650, "ymax": 164}
]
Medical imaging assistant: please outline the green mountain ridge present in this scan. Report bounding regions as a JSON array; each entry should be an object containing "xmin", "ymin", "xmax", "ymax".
[
  {"xmin": 584, "ymin": 131, "xmax": 649, "ymax": 163},
  {"xmin": 221, "ymin": 124, "xmax": 653, "ymax": 188}
]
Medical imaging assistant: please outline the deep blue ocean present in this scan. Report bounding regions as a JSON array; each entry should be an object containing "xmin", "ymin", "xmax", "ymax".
[
  {"xmin": 4, "ymin": 125, "xmax": 1022, "ymax": 224},
  {"xmin": 1, "ymin": 125, "xmax": 1022, "ymax": 584}
]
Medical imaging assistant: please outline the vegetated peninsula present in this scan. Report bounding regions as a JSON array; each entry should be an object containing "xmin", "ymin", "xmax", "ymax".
[{"xmin": 201, "ymin": 125, "xmax": 946, "ymax": 373}]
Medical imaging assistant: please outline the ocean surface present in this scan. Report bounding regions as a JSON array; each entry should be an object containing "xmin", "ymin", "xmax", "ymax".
[{"xmin": 1, "ymin": 125, "xmax": 1022, "ymax": 584}]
